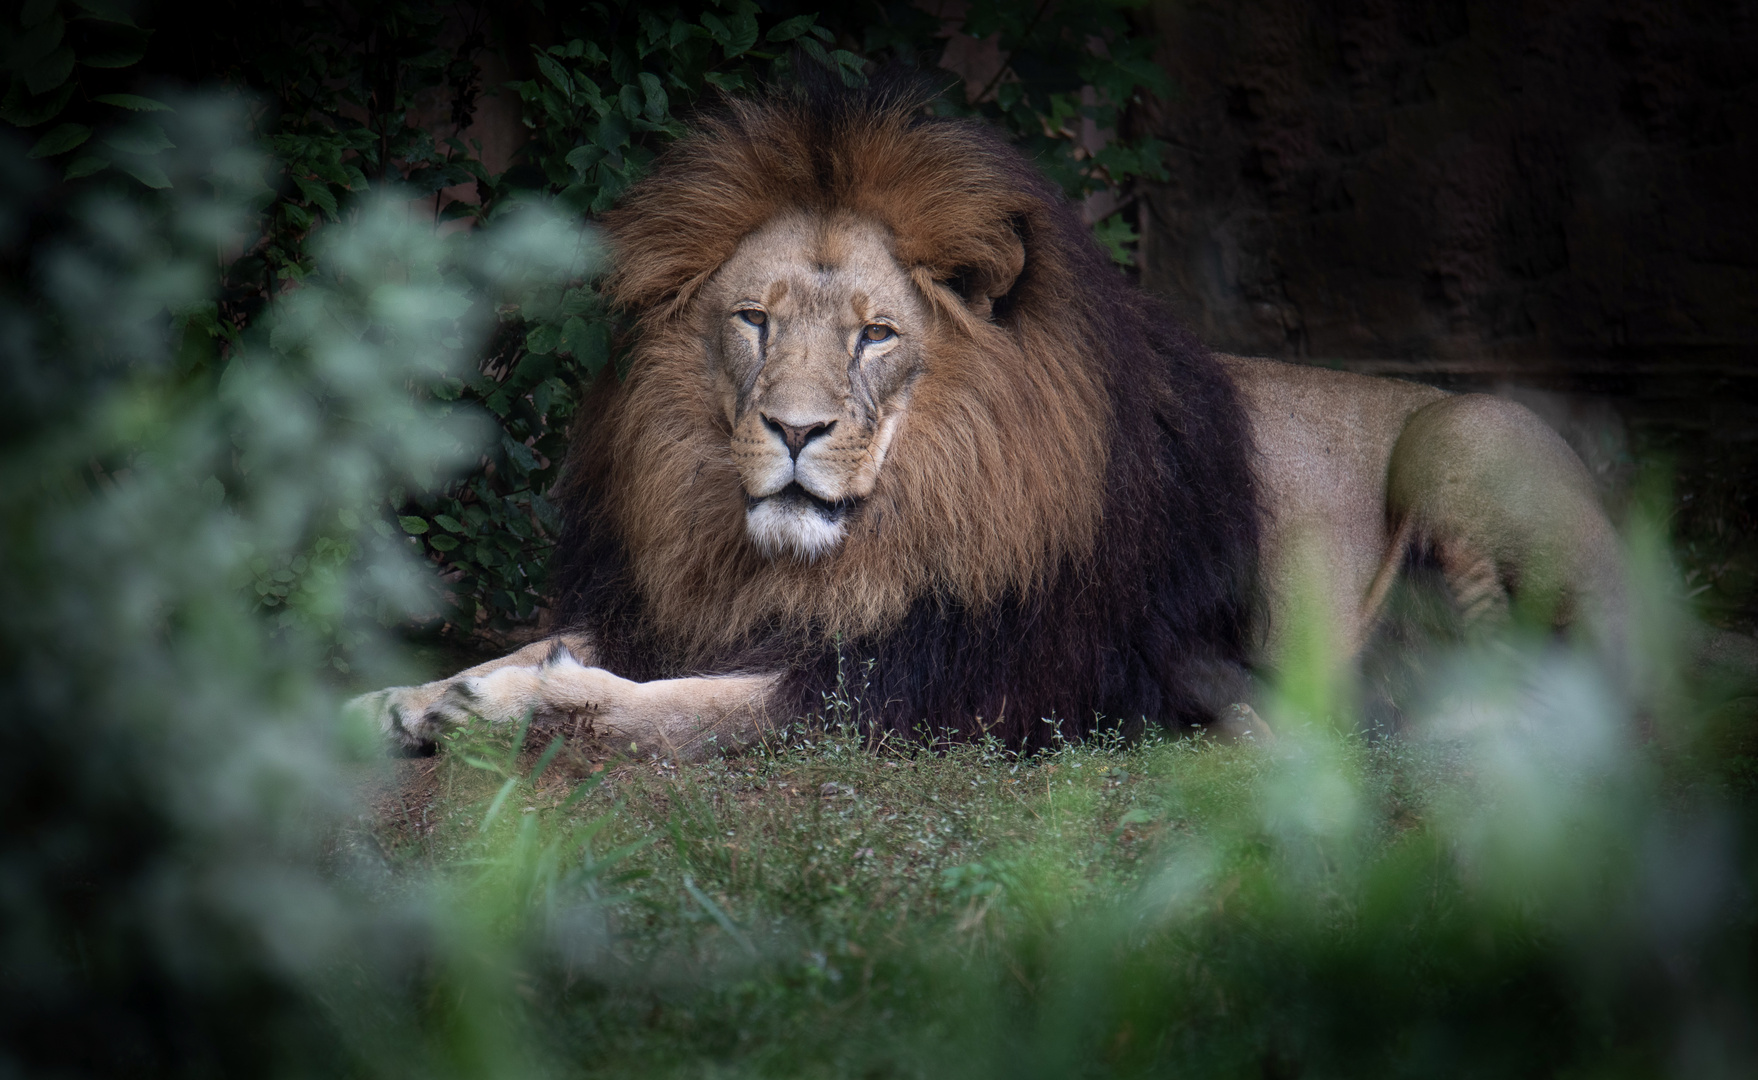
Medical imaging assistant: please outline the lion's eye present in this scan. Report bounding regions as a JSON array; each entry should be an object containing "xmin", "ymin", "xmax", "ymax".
[
  {"xmin": 863, "ymin": 324, "xmax": 894, "ymax": 342},
  {"xmin": 739, "ymin": 310, "xmax": 766, "ymax": 327}
]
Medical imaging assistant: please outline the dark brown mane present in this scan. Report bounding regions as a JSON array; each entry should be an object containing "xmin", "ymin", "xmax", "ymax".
[{"xmin": 552, "ymin": 81, "xmax": 1263, "ymax": 748}]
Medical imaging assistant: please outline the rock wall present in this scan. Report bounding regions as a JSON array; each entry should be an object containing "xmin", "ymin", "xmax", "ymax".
[{"xmin": 1135, "ymin": 0, "xmax": 1758, "ymax": 363}]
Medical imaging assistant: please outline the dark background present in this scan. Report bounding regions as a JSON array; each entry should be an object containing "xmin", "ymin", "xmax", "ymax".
[{"xmin": 1135, "ymin": 0, "xmax": 1756, "ymax": 365}]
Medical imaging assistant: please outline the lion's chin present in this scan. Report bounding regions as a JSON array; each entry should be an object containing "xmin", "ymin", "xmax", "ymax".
[{"xmin": 745, "ymin": 486, "xmax": 851, "ymax": 562}]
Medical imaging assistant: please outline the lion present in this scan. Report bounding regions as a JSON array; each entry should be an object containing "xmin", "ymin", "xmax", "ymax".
[{"xmin": 354, "ymin": 83, "xmax": 1626, "ymax": 759}]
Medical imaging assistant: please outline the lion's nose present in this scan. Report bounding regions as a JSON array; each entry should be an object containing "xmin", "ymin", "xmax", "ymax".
[{"xmin": 762, "ymin": 415, "xmax": 835, "ymax": 461}]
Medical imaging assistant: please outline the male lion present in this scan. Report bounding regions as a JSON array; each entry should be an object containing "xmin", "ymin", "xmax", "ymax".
[{"xmin": 356, "ymin": 84, "xmax": 1625, "ymax": 758}]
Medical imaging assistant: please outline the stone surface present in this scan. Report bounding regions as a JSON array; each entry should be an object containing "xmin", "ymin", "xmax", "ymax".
[{"xmin": 1135, "ymin": 0, "xmax": 1758, "ymax": 363}]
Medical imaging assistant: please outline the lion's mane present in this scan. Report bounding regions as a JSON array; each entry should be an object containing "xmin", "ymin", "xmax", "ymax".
[{"xmin": 552, "ymin": 81, "xmax": 1262, "ymax": 748}]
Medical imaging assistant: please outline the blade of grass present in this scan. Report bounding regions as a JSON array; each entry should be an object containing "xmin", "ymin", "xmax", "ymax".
[{"xmin": 683, "ymin": 874, "xmax": 757, "ymax": 957}]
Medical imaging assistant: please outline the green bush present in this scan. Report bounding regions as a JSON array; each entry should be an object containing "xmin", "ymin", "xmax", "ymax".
[{"xmin": 0, "ymin": 103, "xmax": 603, "ymax": 1072}]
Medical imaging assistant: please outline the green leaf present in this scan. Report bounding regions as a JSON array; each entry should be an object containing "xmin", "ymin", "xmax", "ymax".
[
  {"xmin": 64, "ymin": 154, "xmax": 108, "ymax": 179},
  {"xmin": 700, "ymin": 12, "xmax": 731, "ymax": 43},
  {"xmin": 561, "ymin": 317, "xmax": 611, "ymax": 372},
  {"xmin": 572, "ymin": 71, "xmax": 606, "ymax": 113},
  {"xmin": 1111, "ymin": 52, "xmax": 1175, "ymax": 99},
  {"xmin": 501, "ymin": 435, "xmax": 540, "ymax": 472},
  {"xmin": 532, "ymin": 495, "xmax": 562, "ymax": 534},
  {"xmin": 830, "ymin": 49, "xmax": 867, "ymax": 88},
  {"xmin": 434, "ymin": 514, "xmax": 467, "ymax": 534},
  {"xmin": 1091, "ymin": 212, "xmax": 1138, "ymax": 267},
  {"xmin": 79, "ymin": 45, "xmax": 148, "ymax": 68},
  {"xmin": 618, "ymin": 82, "xmax": 642, "ymax": 121},
  {"xmin": 25, "ymin": 48, "xmax": 76, "ymax": 96},
  {"xmin": 525, "ymin": 323, "xmax": 560, "ymax": 355},
  {"xmin": 564, "ymin": 143, "xmax": 605, "ymax": 174},
  {"xmin": 535, "ymin": 53, "xmax": 574, "ymax": 100},
  {"xmin": 637, "ymin": 10, "xmax": 670, "ymax": 54},
  {"xmin": 114, "ymin": 157, "xmax": 169, "ymax": 188},
  {"xmin": 281, "ymin": 202, "xmax": 312, "ymax": 231},
  {"xmin": 0, "ymin": 81, "xmax": 75, "ymax": 127},
  {"xmin": 767, "ymin": 14, "xmax": 819, "ymax": 42},
  {"xmin": 723, "ymin": 12, "xmax": 759, "ymax": 58},
  {"xmin": 428, "ymin": 534, "xmax": 460, "ymax": 552},
  {"xmin": 559, "ymin": 286, "xmax": 599, "ymax": 317},
  {"xmin": 27, "ymin": 123, "xmax": 90, "ymax": 159},
  {"xmin": 93, "ymin": 93, "xmax": 172, "ymax": 112},
  {"xmin": 637, "ymin": 71, "xmax": 667, "ymax": 122},
  {"xmin": 101, "ymin": 121, "xmax": 172, "ymax": 155},
  {"xmin": 292, "ymin": 175, "xmax": 338, "ymax": 218},
  {"xmin": 480, "ymin": 776, "xmax": 520, "ymax": 831},
  {"xmin": 398, "ymin": 515, "xmax": 429, "ymax": 535},
  {"xmin": 797, "ymin": 35, "xmax": 832, "ymax": 68},
  {"xmin": 592, "ymin": 111, "xmax": 630, "ymax": 151}
]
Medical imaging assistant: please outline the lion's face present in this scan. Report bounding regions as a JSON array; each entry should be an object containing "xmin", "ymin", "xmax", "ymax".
[{"xmin": 702, "ymin": 212, "xmax": 928, "ymax": 562}]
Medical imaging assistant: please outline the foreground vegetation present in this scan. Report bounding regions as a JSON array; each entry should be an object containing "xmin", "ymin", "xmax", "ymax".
[{"xmin": 338, "ymin": 624, "xmax": 1758, "ymax": 1077}]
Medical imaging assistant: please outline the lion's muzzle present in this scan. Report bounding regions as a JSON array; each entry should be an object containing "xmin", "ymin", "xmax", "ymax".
[
  {"xmin": 735, "ymin": 404, "xmax": 880, "ymax": 561},
  {"xmin": 745, "ymin": 483, "xmax": 856, "ymax": 562}
]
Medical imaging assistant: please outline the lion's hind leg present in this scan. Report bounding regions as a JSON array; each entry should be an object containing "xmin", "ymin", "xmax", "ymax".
[{"xmin": 1385, "ymin": 394, "xmax": 1628, "ymax": 662}]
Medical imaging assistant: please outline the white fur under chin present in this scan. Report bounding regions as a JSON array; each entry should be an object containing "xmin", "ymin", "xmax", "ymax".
[{"xmin": 745, "ymin": 498, "xmax": 846, "ymax": 562}]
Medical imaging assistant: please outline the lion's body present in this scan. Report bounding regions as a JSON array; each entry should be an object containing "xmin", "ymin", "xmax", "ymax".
[{"xmin": 356, "ymin": 84, "xmax": 1626, "ymax": 757}]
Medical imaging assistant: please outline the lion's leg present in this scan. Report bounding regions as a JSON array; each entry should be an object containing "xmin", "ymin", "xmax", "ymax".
[
  {"xmin": 349, "ymin": 632, "xmax": 598, "ymax": 749},
  {"xmin": 1433, "ymin": 536, "xmax": 1513, "ymax": 631},
  {"xmin": 434, "ymin": 650, "xmax": 780, "ymax": 761},
  {"xmin": 1386, "ymin": 394, "xmax": 1628, "ymax": 664}
]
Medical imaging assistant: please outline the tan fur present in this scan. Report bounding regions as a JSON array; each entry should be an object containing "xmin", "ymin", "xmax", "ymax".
[{"xmin": 1225, "ymin": 355, "xmax": 1626, "ymax": 665}]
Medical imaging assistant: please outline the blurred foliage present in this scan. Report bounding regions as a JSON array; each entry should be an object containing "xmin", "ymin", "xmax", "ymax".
[
  {"xmin": 0, "ymin": 105, "xmax": 616, "ymax": 1073},
  {"xmin": 3, "ymin": 0, "xmax": 1171, "ymax": 646}
]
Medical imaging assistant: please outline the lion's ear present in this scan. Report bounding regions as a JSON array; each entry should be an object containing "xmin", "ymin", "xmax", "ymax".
[
  {"xmin": 952, "ymin": 227, "xmax": 1026, "ymax": 319},
  {"xmin": 909, "ymin": 220, "xmax": 1028, "ymax": 329}
]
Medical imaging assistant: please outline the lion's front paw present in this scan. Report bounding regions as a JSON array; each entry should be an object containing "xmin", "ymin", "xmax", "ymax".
[
  {"xmin": 346, "ymin": 653, "xmax": 650, "ymax": 756},
  {"xmin": 346, "ymin": 682, "xmax": 453, "ymax": 751},
  {"xmin": 1211, "ymin": 702, "xmax": 1277, "ymax": 746}
]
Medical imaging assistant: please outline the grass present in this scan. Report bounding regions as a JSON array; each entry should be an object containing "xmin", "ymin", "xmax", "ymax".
[
  {"xmin": 357, "ymin": 723, "xmax": 1276, "ymax": 1076},
  {"xmin": 371, "ymin": 718, "xmax": 1274, "ymax": 950},
  {"xmin": 338, "ymin": 647, "xmax": 1758, "ymax": 1079}
]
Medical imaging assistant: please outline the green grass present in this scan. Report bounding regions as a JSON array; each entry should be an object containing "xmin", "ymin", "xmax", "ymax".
[{"xmin": 341, "ymin": 650, "xmax": 1756, "ymax": 1080}]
